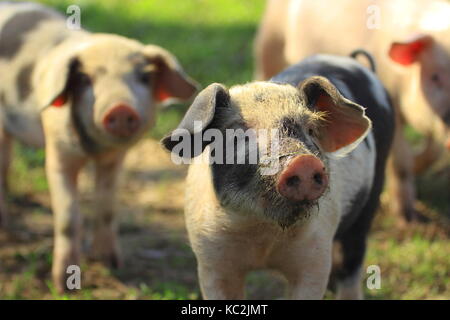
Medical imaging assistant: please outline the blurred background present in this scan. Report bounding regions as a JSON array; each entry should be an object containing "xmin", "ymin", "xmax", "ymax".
[{"xmin": 0, "ymin": 0, "xmax": 448, "ymax": 299}]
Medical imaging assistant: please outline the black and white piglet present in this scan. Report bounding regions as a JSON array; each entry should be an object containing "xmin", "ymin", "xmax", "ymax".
[{"xmin": 162, "ymin": 52, "xmax": 395, "ymax": 299}]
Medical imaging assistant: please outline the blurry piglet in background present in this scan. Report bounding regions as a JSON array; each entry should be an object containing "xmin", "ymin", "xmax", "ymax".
[
  {"xmin": 255, "ymin": 0, "xmax": 450, "ymax": 223},
  {"xmin": 0, "ymin": 2, "xmax": 198, "ymax": 292}
]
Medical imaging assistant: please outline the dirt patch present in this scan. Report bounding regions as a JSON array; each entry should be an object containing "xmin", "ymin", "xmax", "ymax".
[{"xmin": 0, "ymin": 138, "xmax": 448, "ymax": 299}]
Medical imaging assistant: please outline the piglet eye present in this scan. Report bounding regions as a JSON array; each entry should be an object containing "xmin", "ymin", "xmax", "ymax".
[
  {"xmin": 308, "ymin": 129, "xmax": 314, "ymax": 136},
  {"xmin": 139, "ymin": 64, "xmax": 157, "ymax": 83},
  {"xmin": 76, "ymin": 72, "xmax": 91, "ymax": 85},
  {"xmin": 139, "ymin": 72, "xmax": 152, "ymax": 83}
]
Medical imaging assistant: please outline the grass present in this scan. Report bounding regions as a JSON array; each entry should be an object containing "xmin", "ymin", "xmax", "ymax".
[
  {"xmin": 0, "ymin": 0, "xmax": 448, "ymax": 300},
  {"xmin": 366, "ymin": 229, "xmax": 449, "ymax": 299}
]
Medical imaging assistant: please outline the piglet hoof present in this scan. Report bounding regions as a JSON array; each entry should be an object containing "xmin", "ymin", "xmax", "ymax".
[
  {"xmin": 0, "ymin": 216, "xmax": 7, "ymax": 229},
  {"xmin": 89, "ymin": 248, "xmax": 123, "ymax": 269},
  {"xmin": 0, "ymin": 207, "xmax": 8, "ymax": 229},
  {"xmin": 397, "ymin": 206, "xmax": 430, "ymax": 228},
  {"xmin": 52, "ymin": 272, "xmax": 68, "ymax": 294},
  {"xmin": 89, "ymin": 235, "xmax": 123, "ymax": 269},
  {"xmin": 108, "ymin": 250, "xmax": 123, "ymax": 269}
]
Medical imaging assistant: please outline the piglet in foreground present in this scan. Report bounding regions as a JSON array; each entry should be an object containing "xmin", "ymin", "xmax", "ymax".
[
  {"xmin": 162, "ymin": 53, "xmax": 394, "ymax": 299},
  {"xmin": 0, "ymin": 2, "xmax": 198, "ymax": 292}
]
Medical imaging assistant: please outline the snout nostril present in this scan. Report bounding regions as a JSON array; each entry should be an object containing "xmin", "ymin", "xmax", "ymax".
[
  {"xmin": 277, "ymin": 155, "xmax": 328, "ymax": 202},
  {"xmin": 313, "ymin": 172, "xmax": 323, "ymax": 185},
  {"xmin": 286, "ymin": 175, "xmax": 301, "ymax": 187}
]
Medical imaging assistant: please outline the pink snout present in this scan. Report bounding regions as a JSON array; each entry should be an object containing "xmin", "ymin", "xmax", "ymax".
[
  {"xmin": 276, "ymin": 155, "xmax": 328, "ymax": 202},
  {"xmin": 103, "ymin": 105, "xmax": 140, "ymax": 138}
]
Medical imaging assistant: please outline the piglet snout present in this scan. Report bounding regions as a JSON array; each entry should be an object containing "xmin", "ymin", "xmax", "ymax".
[
  {"xmin": 103, "ymin": 105, "xmax": 140, "ymax": 138},
  {"xmin": 276, "ymin": 155, "xmax": 328, "ymax": 202}
]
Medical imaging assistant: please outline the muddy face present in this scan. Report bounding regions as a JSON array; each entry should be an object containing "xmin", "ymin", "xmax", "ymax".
[
  {"xmin": 220, "ymin": 150, "xmax": 329, "ymax": 228},
  {"xmin": 162, "ymin": 78, "xmax": 371, "ymax": 227},
  {"xmin": 209, "ymin": 85, "xmax": 330, "ymax": 227}
]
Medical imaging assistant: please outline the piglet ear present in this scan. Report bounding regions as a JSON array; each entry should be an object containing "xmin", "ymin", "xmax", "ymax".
[
  {"xmin": 388, "ymin": 34, "xmax": 433, "ymax": 66},
  {"xmin": 161, "ymin": 83, "xmax": 230, "ymax": 158},
  {"xmin": 299, "ymin": 76, "xmax": 371, "ymax": 154},
  {"xmin": 33, "ymin": 53, "xmax": 78, "ymax": 110},
  {"xmin": 142, "ymin": 45, "xmax": 199, "ymax": 105}
]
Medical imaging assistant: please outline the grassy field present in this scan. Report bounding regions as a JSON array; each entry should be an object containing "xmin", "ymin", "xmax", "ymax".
[{"xmin": 0, "ymin": 0, "xmax": 448, "ymax": 300}]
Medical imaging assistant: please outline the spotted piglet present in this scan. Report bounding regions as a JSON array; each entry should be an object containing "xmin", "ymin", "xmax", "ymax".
[
  {"xmin": 162, "ymin": 53, "xmax": 394, "ymax": 299},
  {"xmin": 0, "ymin": 2, "xmax": 198, "ymax": 291}
]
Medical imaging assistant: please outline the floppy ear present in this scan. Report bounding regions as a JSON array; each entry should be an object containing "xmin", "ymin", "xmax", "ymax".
[
  {"xmin": 33, "ymin": 49, "xmax": 79, "ymax": 110},
  {"xmin": 388, "ymin": 34, "xmax": 433, "ymax": 66},
  {"xmin": 161, "ymin": 83, "xmax": 230, "ymax": 158},
  {"xmin": 142, "ymin": 45, "xmax": 199, "ymax": 104},
  {"xmin": 299, "ymin": 76, "xmax": 371, "ymax": 154}
]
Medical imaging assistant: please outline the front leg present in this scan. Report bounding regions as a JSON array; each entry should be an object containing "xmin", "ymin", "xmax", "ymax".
[
  {"xmin": 45, "ymin": 141, "xmax": 86, "ymax": 293},
  {"xmin": 197, "ymin": 261, "xmax": 246, "ymax": 300},
  {"xmin": 286, "ymin": 233, "xmax": 333, "ymax": 300},
  {"xmin": 89, "ymin": 151, "xmax": 125, "ymax": 268},
  {"xmin": 387, "ymin": 120, "xmax": 419, "ymax": 223}
]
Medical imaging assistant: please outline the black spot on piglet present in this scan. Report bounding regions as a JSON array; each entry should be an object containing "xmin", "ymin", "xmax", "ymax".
[
  {"xmin": 16, "ymin": 63, "xmax": 34, "ymax": 101},
  {"xmin": 0, "ymin": 11, "xmax": 56, "ymax": 60}
]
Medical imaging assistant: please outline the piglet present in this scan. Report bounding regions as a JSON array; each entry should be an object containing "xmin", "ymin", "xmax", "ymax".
[
  {"xmin": 162, "ymin": 53, "xmax": 394, "ymax": 299},
  {"xmin": 0, "ymin": 2, "xmax": 198, "ymax": 292}
]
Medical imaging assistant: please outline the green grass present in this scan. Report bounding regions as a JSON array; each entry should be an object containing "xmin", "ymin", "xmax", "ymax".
[
  {"xmin": 11, "ymin": 144, "xmax": 48, "ymax": 193},
  {"xmin": 366, "ymin": 235, "xmax": 449, "ymax": 299}
]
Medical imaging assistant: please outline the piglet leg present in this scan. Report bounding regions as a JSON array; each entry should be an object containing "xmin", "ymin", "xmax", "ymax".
[
  {"xmin": 46, "ymin": 142, "xmax": 86, "ymax": 293},
  {"xmin": 287, "ymin": 233, "xmax": 333, "ymax": 300},
  {"xmin": 89, "ymin": 151, "xmax": 125, "ymax": 268},
  {"xmin": 387, "ymin": 120, "xmax": 419, "ymax": 224},
  {"xmin": 198, "ymin": 262, "xmax": 246, "ymax": 300}
]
